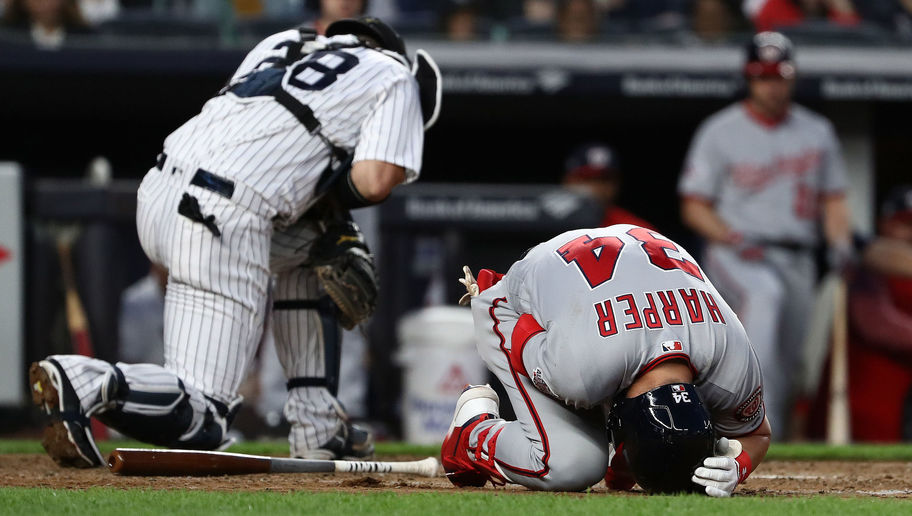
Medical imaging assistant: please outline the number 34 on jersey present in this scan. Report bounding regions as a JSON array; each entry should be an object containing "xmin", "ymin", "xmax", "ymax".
[{"xmin": 555, "ymin": 226, "xmax": 727, "ymax": 338}]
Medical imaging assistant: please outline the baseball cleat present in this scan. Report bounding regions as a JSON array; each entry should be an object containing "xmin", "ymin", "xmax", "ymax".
[
  {"xmin": 29, "ymin": 360, "xmax": 104, "ymax": 468},
  {"xmin": 296, "ymin": 421, "xmax": 375, "ymax": 461},
  {"xmin": 441, "ymin": 384, "xmax": 506, "ymax": 487}
]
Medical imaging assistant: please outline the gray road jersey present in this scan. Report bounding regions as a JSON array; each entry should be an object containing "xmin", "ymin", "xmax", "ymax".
[
  {"xmin": 678, "ymin": 102, "xmax": 847, "ymax": 245},
  {"xmin": 504, "ymin": 224, "xmax": 765, "ymax": 436}
]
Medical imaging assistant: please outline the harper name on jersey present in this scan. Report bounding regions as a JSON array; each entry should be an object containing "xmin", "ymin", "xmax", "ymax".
[{"xmin": 591, "ymin": 287, "xmax": 727, "ymax": 337}]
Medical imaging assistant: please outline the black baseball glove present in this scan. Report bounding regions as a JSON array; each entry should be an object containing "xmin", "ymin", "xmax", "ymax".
[{"xmin": 309, "ymin": 220, "xmax": 378, "ymax": 330}]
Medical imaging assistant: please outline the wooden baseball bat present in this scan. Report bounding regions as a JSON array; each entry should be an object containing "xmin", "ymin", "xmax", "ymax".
[
  {"xmin": 57, "ymin": 238, "xmax": 94, "ymax": 358},
  {"xmin": 108, "ymin": 448, "xmax": 440, "ymax": 477},
  {"xmin": 56, "ymin": 234, "xmax": 108, "ymax": 440},
  {"xmin": 826, "ymin": 276, "xmax": 850, "ymax": 445}
]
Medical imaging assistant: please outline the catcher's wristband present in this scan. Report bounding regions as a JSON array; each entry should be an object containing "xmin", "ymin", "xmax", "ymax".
[{"xmin": 734, "ymin": 450, "xmax": 752, "ymax": 484}]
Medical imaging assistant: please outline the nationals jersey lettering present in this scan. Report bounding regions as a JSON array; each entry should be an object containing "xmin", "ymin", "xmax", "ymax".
[
  {"xmin": 498, "ymin": 224, "xmax": 765, "ymax": 436},
  {"xmin": 592, "ymin": 288, "xmax": 724, "ymax": 337},
  {"xmin": 678, "ymin": 102, "xmax": 847, "ymax": 244},
  {"xmin": 163, "ymin": 32, "xmax": 424, "ymax": 224}
]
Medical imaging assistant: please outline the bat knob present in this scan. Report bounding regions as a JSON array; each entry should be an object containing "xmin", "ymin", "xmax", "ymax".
[
  {"xmin": 108, "ymin": 449, "xmax": 125, "ymax": 473},
  {"xmin": 419, "ymin": 457, "xmax": 440, "ymax": 478}
]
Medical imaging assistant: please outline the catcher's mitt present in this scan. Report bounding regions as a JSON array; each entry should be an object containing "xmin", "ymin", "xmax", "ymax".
[{"xmin": 309, "ymin": 220, "xmax": 378, "ymax": 330}]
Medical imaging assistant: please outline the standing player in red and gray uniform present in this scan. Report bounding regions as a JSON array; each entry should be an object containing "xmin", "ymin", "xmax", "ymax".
[
  {"xmin": 29, "ymin": 17, "xmax": 442, "ymax": 467},
  {"xmin": 678, "ymin": 31, "xmax": 852, "ymax": 439},
  {"xmin": 443, "ymin": 224, "xmax": 771, "ymax": 495}
]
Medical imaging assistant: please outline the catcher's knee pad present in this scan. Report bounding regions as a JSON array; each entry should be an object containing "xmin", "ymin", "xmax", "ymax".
[{"xmin": 94, "ymin": 364, "xmax": 238, "ymax": 449}]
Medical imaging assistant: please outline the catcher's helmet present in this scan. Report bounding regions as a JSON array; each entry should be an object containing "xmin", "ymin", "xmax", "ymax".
[
  {"xmin": 608, "ymin": 383, "xmax": 715, "ymax": 494},
  {"xmin": 744, "ymin": 31, "xmax": 795, "ymax": 79},
  {"xmin": 326, "ymin": 16, "xmax": 406, "ymax": 57},
  {"xmin": 327, "ymin": 16, "xmax": 441, "ymax": 130}
]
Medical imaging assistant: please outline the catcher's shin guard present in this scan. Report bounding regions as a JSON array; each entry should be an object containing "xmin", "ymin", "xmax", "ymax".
[
  {"xmin": 441, "ymin": 385, "xmax": 507, "ymax": 487},
  {"xmin": 277, "ymin": 296, "xmax": 342, "ymax": 396},
  {"xmin": 93, "ymin": 363, "xmax": 237, "ymax": 450}
]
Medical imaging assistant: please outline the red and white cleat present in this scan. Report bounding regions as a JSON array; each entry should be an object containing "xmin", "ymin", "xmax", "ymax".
[{"xmin": 441, "ymin": 384, "xmax": 507, "ymax": 487}]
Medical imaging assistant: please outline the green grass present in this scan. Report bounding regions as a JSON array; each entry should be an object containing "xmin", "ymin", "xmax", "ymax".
[
  {"xmin": 5, "ymin": 439, "xmax": 912, "ymax": 461},
  {"xmin": 0, "ymin": 488, "xmax": 908, "ymax": 516},
  {"xmin": 765, "ymin": 443, "xmax": 912, "ymax": 461},
  {"xmin": 3, "ymin": 439, "xmax": 911, "ymax": 512}
]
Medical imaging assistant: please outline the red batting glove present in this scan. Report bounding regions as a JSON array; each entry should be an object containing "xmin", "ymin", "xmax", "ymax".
[{"xmin": 476, "ymin": 269, "xmax": 504, "ymax": 292}]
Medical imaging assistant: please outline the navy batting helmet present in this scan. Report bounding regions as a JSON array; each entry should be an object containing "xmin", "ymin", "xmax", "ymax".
[
  {"xmin": 881, "ymin": 185, "xmax": 912, "ymax": 223},
  {"xmin": 744, "ymin": 31, "xmax": 795, "ymax": 79},
  {"xmin": 563, "ymin": 143, "xmax": 620, "ymax": 182},
  {"xmin": 608, "ymin": 383, "xmax": 715, "ymax": 494},
  {"xmin": 326, "ymin": 16, "xmax": 406, "ymax": 57}
]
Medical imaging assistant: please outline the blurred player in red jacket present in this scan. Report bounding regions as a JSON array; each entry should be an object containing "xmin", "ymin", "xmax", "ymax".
[
  {"xmin": 562, "ymin": 143, "xmax": 656, "ymax": 231},
  {"xmin": 848, "ymin": 185, "xmax": 912, "ymax": 441}
]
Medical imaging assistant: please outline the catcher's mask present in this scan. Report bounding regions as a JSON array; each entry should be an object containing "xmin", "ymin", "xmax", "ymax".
[
  {"xmin": 608, "ymin": 383, "xmax": 715, "ymax": 494},
  {"xmin": 326, "ymin": 16, "xmax": 441, "ymax": 130}
]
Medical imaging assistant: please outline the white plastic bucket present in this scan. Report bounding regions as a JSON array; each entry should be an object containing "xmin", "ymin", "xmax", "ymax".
[{"xmin": 396, "ymin": 306, "xmax": 488, "ymax": 444}]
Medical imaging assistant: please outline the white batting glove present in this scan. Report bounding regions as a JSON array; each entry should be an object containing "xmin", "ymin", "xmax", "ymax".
[
  {"xmin": 458, "ymin": 266, "xmax": 479, "ymax": 306},
  {"xmin": 692, "ymin": 457, "xmax": 739, "ymax": 497},
  {"xmin": 692, "ymin": 438, "xmax": 749, "ymax": 498}
]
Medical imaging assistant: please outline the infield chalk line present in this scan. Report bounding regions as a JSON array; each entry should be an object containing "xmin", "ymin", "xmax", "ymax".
[
  {"xmin": 752, "ymin": 474, "xmax": 824, "ymax": 480},
  {"xmin": 854, "ymin": 490, "xmax": 912, "ymax": 496}
]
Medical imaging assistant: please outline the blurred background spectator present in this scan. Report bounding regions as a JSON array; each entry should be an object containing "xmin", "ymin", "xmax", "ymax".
[
  {"xmin": 743, "ymin": 0, "xmax": 858, "ymax": 32},
  {"xmin": 78, "ymin": 0, "xmax": 118, "ymax": 25},
  {"xmin": 693, "ymin": 0, "xmax": 740, "ymax": 41},
  {"xmin": 855, "ymin": 0, "xmax": 912, "ymax": 40},
  {"xmin": 608, "ymin": 0, "xmax": 690, "ymax": 33},
  {"xmin": 307, "ymin": 0, "xmax": 366, "ymax": 34},
  {"xmin": 439, "ymin": 0, "xmax": 482, "ymax": 41},
  {"xmin": 556, "ymin": 0, "xmax": 599, "ymax": 41},
  {"xmin": 2, "ymin": 0, "xmax": 91, "ymax": 49},
  {"xmin": 524, "ymin": 0, "xmax": 557, "ymax": 23},
  {"xmin": 2, "ymin": 0, "xmax": 910, "ymax": 46}
]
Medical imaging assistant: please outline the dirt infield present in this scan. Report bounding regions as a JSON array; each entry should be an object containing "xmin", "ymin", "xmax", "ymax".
[{"xmin": 3, "ymin": 454, "xmax": 911, "ymax": 497}]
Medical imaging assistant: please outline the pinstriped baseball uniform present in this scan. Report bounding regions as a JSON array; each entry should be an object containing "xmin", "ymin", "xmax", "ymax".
[
  {"xmin": 50, "ymin": 32, "xmax": 424, "ymax": 454},
  {"xmin": 678, "ymin": 102, "xmax": 847, "ymax": 438},
  {"xmin": 466, "ymin": 225, "xmax": 765, "ymax": 491}
]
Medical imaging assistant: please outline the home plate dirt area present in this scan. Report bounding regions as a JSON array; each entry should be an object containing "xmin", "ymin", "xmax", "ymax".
[{"xmin": 3, "ymin": 454, "xmax": 911, "ymax": 497}]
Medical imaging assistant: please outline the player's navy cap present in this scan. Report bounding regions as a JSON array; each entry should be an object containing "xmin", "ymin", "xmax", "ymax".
[
  {"xmin": 881, "ymin": 185, "xmax": 912, "ymax": 222},
  {"xmin": 326, "ymin": 16, "xmax": 407, "ymax": 57},
  {"xmin": 745, "ymin": 31, "xmax": 795, "ymax": 79},
  {"xmin": 563, "ymin": 143, "xmax": 620, "ymax": 182}
]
